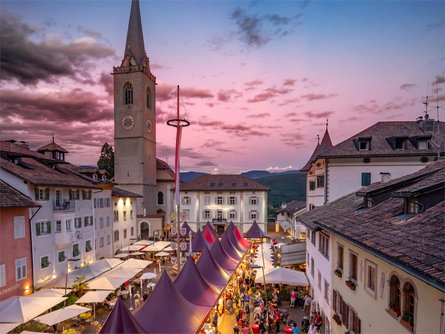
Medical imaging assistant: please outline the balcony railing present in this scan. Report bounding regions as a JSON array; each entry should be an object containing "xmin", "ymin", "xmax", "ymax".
[
  {"xmin": 212, "ymin": 218, "xmax": 227, "ymax": 223},
  {"xmin": 53, "ymin": 200, "xmax": 75, "ymax": 211}
]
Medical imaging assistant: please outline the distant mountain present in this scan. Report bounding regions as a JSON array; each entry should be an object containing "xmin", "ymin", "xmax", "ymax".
[
  {"xmin": 242, "ymin": 169, "xmax": 301, "ymax": 179},
  {"xmin": 180, "ymin": 171, "xmax": 207, "ymax": 182}
]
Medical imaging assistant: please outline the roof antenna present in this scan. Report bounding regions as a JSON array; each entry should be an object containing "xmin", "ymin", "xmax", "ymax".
[
  {"xmin": 317, "ymin": 134, "xmax": 320, "ymax": 144},
  {"xmin": 325, "ymin": 119, "xmax": 329, "ymax": 131},
  {"xmin": 422, "ymin": 96, "xmax": 429, "ymax": 120}
]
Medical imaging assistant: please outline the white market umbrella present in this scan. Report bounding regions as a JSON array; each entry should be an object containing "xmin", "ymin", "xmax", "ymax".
[
  {"xmin": 0, "ymin": 322, "xmax": 20, "ymax": 333},
  {"xmin": 162, "ymin": 246, "xmax": 175, "ymax": 252},
  {"xmin": 134, "ymin": 240, "xmax": 154, "ymax": 246},
  {"xmin": 147, "ymin": 282, "xmax": 156, "ymax": 288},
  {"xmin": 121, "ymin": 258, "xmax": 152, "ymax": 270},
  {"xmin": 155, "ymin": 251, "xmax": 169, "ymax": 257},
  {"xmin": 119, "ymin": 245, "xmax": 145, "ymax": 252},
  {"xmin": 75, "ymin": 290, "xmax": 112, "ymax": 319},
  {"xmin": 114, "ymin": 253, "xmax": 130, "ymax": 259},
  {"xmin": 129, "ymin": 252, "xmax": 144, "ymax": 256},
  {"xmin": 142, "ymin": 241, "xmax": 170, "ymax": 252},
  {"xmin": 140, "ymin": 272, "xmax": 156, "ymax": 280},
  {"xmin": 87, "ymin": 275, "xmax": 129, "ymax": 290},
  {"xmin": 32, "ymin": 288, "xmax": 72, "ymax": 297},
  {"xmin": 255, "ymin": 267, "xmax": 309, "ymax": 286},
  {"xmin": 34, "ymin": 305, "xmax": 91, "ymax": 326},
  {"xmin": 0, "ymin": 295, "xmax": 67, "ymax": 323}
]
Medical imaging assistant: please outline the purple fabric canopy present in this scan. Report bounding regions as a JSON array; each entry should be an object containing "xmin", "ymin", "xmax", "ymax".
[
  {"xmin": 99, "ymin": 297, "xmax": 145, "ymax": 334},
  {"xmin": 210, "ymin": 238, "xmax": 238, "ymax": 272},
  {"xmin": 184, "ymin": 229, "xmax": 211, "ymax": 252},
  {"xmin": 174, "ymin": 257, "xmax": 219, "ymax": 307},
  {"xmin": 133, "ymin": 271, "xmax": 208, "ymax": 333},
  {"xmin": 244, "ymin": 221, "xmax": 269, "ymax": 239},
  {"xmin": 203, "ymin": 221, "xmax": 218, "ymax": 238},
  {"xmin": 196, "ymin": 247, "xmax": 230, "ymax": 290},
  {"xmin": 233, "ymin": 225, "xmax": 251, "ymax": 248},
  {"xmin": 220, "ymin": 231, "xmax": 242, "ymax": 260},
  {"xmin": 172, "ymin": 221, "xmax": 195, "ymax": 238},
  {"xmin": 225, "ymin": 223, "xmax": 248, "ymax": 253}
]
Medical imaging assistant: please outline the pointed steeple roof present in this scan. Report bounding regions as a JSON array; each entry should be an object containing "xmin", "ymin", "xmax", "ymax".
[
  {"xmin": 124, "ymin": 0, "xmax": 147, "ymax": 66},
  {"xmin": 300, "ymin": 142, "xmax": 320, "ymax": 172},
  {"xmin": 99, "ymin": 298, "xmax": 145, "ymax": 334},
  {"xmin": 300, "ymin": 122, "xmax": 333, "ymax": 172}
]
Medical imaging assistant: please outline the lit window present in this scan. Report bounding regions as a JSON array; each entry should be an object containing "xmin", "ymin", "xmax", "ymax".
[{"xmin": 124, "ymin": 82, "xmax": 133, "ymax": 105}]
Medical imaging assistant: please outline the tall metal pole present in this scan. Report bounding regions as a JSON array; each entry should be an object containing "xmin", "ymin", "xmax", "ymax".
[
  {"xmin": 176, "ymin": 85, "xmax": 181, "ymax": 273},
  {"xmin": 260, "ymin": 240, "xmax": 268, "ymax": 306}
]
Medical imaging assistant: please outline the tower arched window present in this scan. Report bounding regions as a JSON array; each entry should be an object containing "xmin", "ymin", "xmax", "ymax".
[
  {"xmin": 146, "ymin": 87, "xmax": 151, "ymax": 109},
  {"xmin": 124, "ymin": 82, "xmax": 133, "ymax": 105},
  {"xmin": 157, "ymin": 191, "xmax": 164, "ymax": 205},
  {"xmin": 389, "ymin": 275, "xmax": 401, "ymax": 316},
  {"xmin": 402, "ymin": 282, "xmax": 415, "ymax": 328}
]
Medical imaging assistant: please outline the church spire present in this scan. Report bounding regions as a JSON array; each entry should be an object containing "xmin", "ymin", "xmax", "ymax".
[{"xmin": 124, "ymin": 0, "xmax": 146, "ymax": 66}]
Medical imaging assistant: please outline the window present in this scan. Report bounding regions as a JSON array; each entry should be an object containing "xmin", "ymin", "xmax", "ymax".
[
  {"xmin": 318, "ymin": 233, "xmax": 329, "ymax": 259},
  {"xmin": 311, "ymin": 231, "xmax": 316, "ymax": 245},
  {"xmin": 350, "ymin": 308, "xmax": 361, "ymax": 334},
  {"xmin": 309, "ymin": 204, "xmax": 315, "ymax": 210},
  {"xmin": 100, "ymin": 217, "xmax": 104, "ymax": 229},
  {"xmin": 403, "ymin": 282, "xmax": 415, "ymax": 327},
  {"xmin": 229, "ymin": 211, "xmax": 236, "ymax": 220},
  {"xmin": 341, "ymin": 299, "xmax": 350, "ymax": 328},
  {"xmin": 54, "ymin": 220, "xmax": 61, "ymax": 233},
  {"xmin": 99, "ymin": 198, "xmax": 104, "ymax": 208},
  {"xmin": 309, "ymin": 181, "xmax": 316, "ymax": 191},
  {"xmin": 123, "ymin": 211, "xmax": 127, "ymax": 221},
  {"xmin": 84, "ymin": 216, "xmax": 89, "ymax": 227},
  {"xmin": 131, "ymin": 227, "xmax": 134, "ymax": 236},
  {"xmin": 40, "ymin": 256, "xmax": 50, "ymax": 269},
  {"xmin": 318, "ymin": 271, "xmax": 322, "ymax": 290},
  {"xmin": 217, "ymin": 210, "xmax": 223, "ymax": 220},
  {"xmin": 114, "ymin": 210, "xmax": 118, "ymax": 222},
  {"xmin": 407, "ymin": 199, "xmax": 421, "ymax": 214},
  {"xmin": 216, "ymin": 196, "xmax": 223, "ymax": 205},
  {"xmin": 250, "ymin": 210, "xmax": 258, "ymax": 220},
  {"xmin": 100, "ymin": 237, "xmax": 104, "ymax": 248},
  {"xmin": 124, "ymin": 82, "xmax": 133, "ymax": 105},
  {"xmin": 58, "ymin": 251, "xmax": 66, "ymax": 263},
  {"xmin": 157, "ymin": 191, "xmax": 164, "ymax": 205},
  {"xmin": 82, "ymin": 190, "xmax": 91, "ymax": 200},
  {"xmin": 183, "ymin": 209, "xmax": 190, "ymax": 220},
  {"xmin": 229, "ymin": 196, "xmax": 236, "ymax": 205},
  {"xmin": 310, "ymin": 257, "xmax": 314, "ymax": 277},
  {"xmin": 349, "ymin": 252, "xmax": 358, "ymax": 281},
  {"xmin": 316, "ymin": 175, "xmax": 325, "ymax": 188},
  {"xmin": 395, "ymin": 138, "xmax": 406, "ymax": 150},
  {"xmin": 182, "ymin": 196, "xmax": 191, "ymax": 205},
  {"xmin": 418, "ymin": 139, "xmax": 428, "ymax": 149},
  {"xmin": 123, "ymin": 229, "xmax": 127, "ymax": 239},
  {"xmin": 203, "ymin": 210, "xmax": 211, "ymax": 219},
  {"xmin": 74, "ymin": 217, "xmax": 81, "ymax": 229},
  {"xmin": 35, "ymin": 187, "xmax": 50, "ymax": 201},
  {"xmin": 389, "ymin": 275, "xmax": 401, "ymax": 315},
  {"xmin": 14, "ymin": 216, "xmax": 25, "ymax": 239},
  {"xmin": 94, "ymin": 198, "xmax": 97, "ymax": 208},
  {"xmin": 324, "ymin": 280, "xmax": 329, "ymax": 303},
  {"xmin": 337, "ymin": 244, "xmax": 344, "ymax": 270},
  {"xmin": 204, "ymin": 196, "xmax": 211, "ymax": 205},
  {"xmin": 130, "ymin": 210, "xmax": 133, "ymax": 219},
  {"xmin": 69, "ymin": 189, "xmax": 80, "ymax": 200},
  {"xmin": 365, "ymin": 260, "xmax": 377, "ymax": 296},
  {"xmin": 359, "ymin": 141, "xmax": 369, "ymax": 150},
  {"xmin": 114, "ymin": 230, "xmax": 119, "ymax": 242},
  {"xmin": 106, "ymin": 198, "xmax": 110, "ymax": 207},
  {"xmin": 146, "ymin": 87, "xmax": 151, "ymax": 109},
  {"xmin": 249, "ymin": 196, "xmax": 257, "ymax": 205},
  {"xmin": 85, "ymin": 240, "xmax": 92, "ymax": 253},
  {"xmin": 106, "ymin": 217, "xmax": 110, "ymax": 227},
  {"xmin": 36, "ymin": 221, "xmax": 51, "ymax": 236},
  {"xmin": 0, "ymin": 264, "xmax": 5, "ymax": 287},
  {"xmin": 16, "ymin": 257, "xmax": 27, "ymax": 280},
  {"xmin": 107, "ymin": 235, "xmax": 111, "ymax": 245},
  {"xmin": 361, "ymin": 172, "xmax": 371, "ymax": 186},
  {"xmin": 72, "ymin": 244, "xmax": 80, "ymax": 257},
  {"xmin": 66, "ymin": 219, "xmax": 72, "ymax": 232}
]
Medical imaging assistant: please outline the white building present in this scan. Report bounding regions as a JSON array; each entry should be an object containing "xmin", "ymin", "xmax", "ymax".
[
  {"xmin": 180, "ymin": 174, "xmax": 269, "ymax": 234},
  {"xmin": 276, "ymin": 200, "xmax": 306, "ymax": 240},
  {"xmin": 0, "ymin": 141, "xmax": 98, "ymax": 288}
]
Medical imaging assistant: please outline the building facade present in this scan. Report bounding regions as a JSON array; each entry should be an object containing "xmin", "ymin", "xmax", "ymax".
[
  {"xmin": 180, "ymin": 174, "xmax": 269, "ymax": 234},
  {"xmin": 0, "ymin": 181, "xmax": 39, "ymax": 301},
  {"xmin": 276, "ymin": 200, "xmax": 306, "ymax": 240}
]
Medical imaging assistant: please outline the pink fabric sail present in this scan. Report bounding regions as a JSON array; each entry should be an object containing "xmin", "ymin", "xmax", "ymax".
[
  {"xmin": 203, "ymin": 226, "xmax": 217, "ymax": 244},
  {"xmin": 174, "ymin": 257, "xmax": 219, "ymax": 307},
  {"xmin": 226, "ymin": 223, "xmax": 249, "ymax": 252}
]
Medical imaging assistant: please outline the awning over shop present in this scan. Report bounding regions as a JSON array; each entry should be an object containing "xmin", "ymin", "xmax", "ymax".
[
  {"xmin": 99, "ymin": 298, "xmax": 145, "ymax": 334},
  {"xmin": 255, "ymin": 267, "xmax": 308, "ymax": 286},
  {"xmin": 174, "ymin": 257, "xmax": 219, "ymax": 307},
  {"xmin": 280, "ymin": 242, "xmax": 307, "ymax": 266},
  {"xmin": 142, "ymin": 241, "xmax": 171, "ymax": 252},
  {"xmin": 244, "ymin": 221, "xmax": 269, "ymax": 239}
]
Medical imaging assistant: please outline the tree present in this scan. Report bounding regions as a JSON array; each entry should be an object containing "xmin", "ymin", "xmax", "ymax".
[{"xmin": 97, "ymin": 142, "xmax": 114, "ymax": 178}]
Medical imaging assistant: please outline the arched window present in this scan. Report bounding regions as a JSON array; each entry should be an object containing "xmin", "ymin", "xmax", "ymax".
[
  {"xmin": 146, "ymin": 87, "xmax": 151, "ymax": 109},
  {"xmin": 157, "ymin": 191, "xmax": 164, "ymax": 205},
  {"xmin": 124, "ymin": 82, "xmax": 133, "ymax": 105},
  {"xmin": 389, "ymin": 275, "xmax": 401, "ymax": 316},
  {"xmin": 403, "ymin": 282, "xmax": 415, "ymax": 327}
]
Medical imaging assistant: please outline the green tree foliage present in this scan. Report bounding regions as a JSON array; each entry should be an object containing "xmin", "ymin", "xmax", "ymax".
[
  {"xmin": 97, "ymin": 142, "xmax": 114, "ymax": 178},
  {"xmin": 72, "ymin": 275, "xmax": 88, "ymax": 297}
]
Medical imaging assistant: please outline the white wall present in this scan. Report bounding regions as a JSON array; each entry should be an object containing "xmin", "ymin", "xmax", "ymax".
[{"xmin": 94, "ymin": 189, "xmax": 113, "ymax": 259}]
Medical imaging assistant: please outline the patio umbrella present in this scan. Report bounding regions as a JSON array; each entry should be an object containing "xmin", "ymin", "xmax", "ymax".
[
  {"xmin": 75, "ymin": 290, "xmax": 113, "ymax": 319},
  {"xmin": 0, "ymin": 295, "xmax": 67, "ymax": 323},
  {"xmin": 32, "ymin": 288, "xmax": 72, "ymax": 297},
  {"xmin": 119, "ymin": 245, "xmax": 145, "ymax": 252},
  {"xmin": 140, "ymin": 272, "xmax": 156, "ymax": 280},
  {"xmin": 0, "ymin": 322, "xmax": 20, "ymax": 333},
  {"xmin": 134, "ymin": 240, "xmax": 154, "ymax": 246},
  {"xmin": 129, "ymin": 252, "xmax": 144, "ymax": 256},
  {"xmin": 155, "ymin": 251, "xmax": 169, "ymax": 257},
  {"xmin": 114, "ymin": 253, "xmax": 130, "ymax": 259},
  {"xmin": 34, "ymin": 305, "xmax": 91, "ymax": 326},
  {"xmin": 87, "ymin": 275, "xmax": 130, "ymax": 290}
]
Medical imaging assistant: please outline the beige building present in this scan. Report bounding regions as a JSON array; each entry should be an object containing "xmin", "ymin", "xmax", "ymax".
[
  {"xmin": 298, "ymin": 160, "xmax": 445, "ymax": 334},
  {"xmin": 180, "ymin": 174, "xmax": 269, "ymax": 234}
]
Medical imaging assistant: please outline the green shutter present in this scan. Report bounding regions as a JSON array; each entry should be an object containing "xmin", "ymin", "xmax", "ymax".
[
  {"xmin": 84, "ymin": 217, "xmax": 88, "ymax": 227},
  {"xmin": 35, "ymin": 188, "xmax": 39, "ymax": 200},
  {"xmin": 46, "ymin": 221, "xmax": 51, "ymax": 234},
  {"xmin": 45, "ymin": 188, "xmax": 50, "ymax": 200},
  {"xmin": 36, "ymin": 223, "xmax": 41, "ymax": 236}
]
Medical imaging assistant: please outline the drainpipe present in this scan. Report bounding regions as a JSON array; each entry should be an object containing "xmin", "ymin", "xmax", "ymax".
[{"xmin": 29, "ymin": 206, "xmax": 42, "ymax": 292}]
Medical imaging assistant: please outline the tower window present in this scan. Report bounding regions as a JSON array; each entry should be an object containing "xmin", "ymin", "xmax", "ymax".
[
  {"xmin": 147, "ymin": 87, "xmax": 151, "ymax": 109},
  {"xmin": 124, "ymin": 82, "xmax": 133, "ymax": 105},
  {"xmin": 157, "ymin": 191, "xmax": 164, "ymax": 205}
]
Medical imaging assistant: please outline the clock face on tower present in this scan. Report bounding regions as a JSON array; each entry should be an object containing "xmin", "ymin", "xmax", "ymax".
[
  {"xmin": 121, "ymin": 115, "xmax": 135, "ymax": 130},
  {"xmin": 146, "ymin": 120, "xmax": 152, "ymax": 132}
]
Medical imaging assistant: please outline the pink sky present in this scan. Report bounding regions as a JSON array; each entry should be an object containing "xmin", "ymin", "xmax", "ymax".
[{"xmin": 0, "ymin": 1, "xmax": 444, "ymax": 173}]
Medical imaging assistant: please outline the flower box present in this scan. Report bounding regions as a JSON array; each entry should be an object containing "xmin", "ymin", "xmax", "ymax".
[
  {"xmin": 332, "ymin": 314, "xmax": 342, "ymax": 325},
  {"xmin": 401, "ymin": 320, "xmax": 413, "ymax": 331},
  {"xmin": 345, "ymin": 280, "xmax": 356, "ymax": 290},
  {"xmin": 401, "ymin": 313, "xmax": 414, "ymax": 331},
  {"xmin": 388, "ymin": 304, "xmax": 401, "ymax": 318},
  {"xmin": 334, "ymin": 269, "xmax": 343, "ymax": 278}
]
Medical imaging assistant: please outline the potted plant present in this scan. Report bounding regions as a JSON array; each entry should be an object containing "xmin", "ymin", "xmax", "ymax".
[
  {"xmin": 401, "ymin": 312, "xmax": 414, "ymax": 331},
  {"xmin": 345, "ymin": 280, "xmax": 356, "ymax": 290},
  {"xmin": 388, "ymin": 303, "xmax": 401, "ymax": 318},
  {"xmin": 332, "ymin": 313, "xmax": 342, "ymax": 325},
  {"xmin": 334, "ymin": 268, "xmax": 343, "ymax": 278}
]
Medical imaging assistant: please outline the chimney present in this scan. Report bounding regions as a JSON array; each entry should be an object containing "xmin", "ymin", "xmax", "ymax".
[{"xmin": 380, "ymin": 172, "xmax": 391, "ymax": 183}]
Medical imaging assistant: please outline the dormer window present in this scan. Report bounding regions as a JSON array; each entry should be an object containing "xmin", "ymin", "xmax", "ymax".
[
  {"xmin": 357, "ymin": 136, "xmax": 372, "ymax": 151},
  {"xmin": 418, "ymin": 139, "xmax": 428, "ymax": 150},
  {"xmin": 365, "ymin": 197, "xmax": 374, "ymax": 208},
  {"xmin": 395, "ymin": 138, "xmax": 406, "ymax": 150}
]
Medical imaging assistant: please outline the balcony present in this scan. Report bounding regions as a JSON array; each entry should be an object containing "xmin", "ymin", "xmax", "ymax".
[
  {"xmin": 212, "ymin": 218, "xmax": 227, "ymax": 223},
  {"xmin": 53, "ymin": 200, "xmax": 75, "ymax": 211}
]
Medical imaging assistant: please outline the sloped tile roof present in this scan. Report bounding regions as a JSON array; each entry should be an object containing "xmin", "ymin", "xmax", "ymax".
[
  {"xmin": 0, "ymin": 180, "xmax": 41, "ymax": 208},
  {"xmin": 37, "ymin": 141, "xmax": 68, "ymax": 153},
  {"xmin": 112, "ymin": 187, "xmax": 142, "ymax": 198},
  {"xmin": 181, "ymin": 174, "xmax": 269, "ymax": 191},
  {"xmin": 277, "ymin": 200, "xmax": 306, "ymax": 214}
]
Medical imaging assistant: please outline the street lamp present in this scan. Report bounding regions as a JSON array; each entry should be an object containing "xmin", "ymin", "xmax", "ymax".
[{"xmin": 65, "ymin": 258, "xmax": 80, "ymax": 306}]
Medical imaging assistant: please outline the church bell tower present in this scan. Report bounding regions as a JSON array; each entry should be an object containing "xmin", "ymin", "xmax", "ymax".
[{"xmin": 113, "ymin": 0, "xmax": 157, "ymax": 215}]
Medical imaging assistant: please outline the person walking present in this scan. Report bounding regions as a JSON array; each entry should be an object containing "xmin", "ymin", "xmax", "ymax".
[
  {"xmin": 303, "ymin": 294, "xmax": 311, "ymax": 314},
  {"xmin": 290, "ymin": 289, "xmax": 296, "ymax": 308},
  {"xmin": 292, "ymin": 322, "xmax": 300, "ymax": 334}
]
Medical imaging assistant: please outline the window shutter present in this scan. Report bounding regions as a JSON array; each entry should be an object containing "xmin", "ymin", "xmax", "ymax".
[
  {"xmin": 45, "ymin": 188, "xmax": 50, "ymax": 200},
  {"xmin": 36, "ymin": 223, "xmax": 41, "ymax": 236},
  {"xmin": 84, "ymin": 217, "xmax": 88, "ymax": 227},
  {"xmin": 90, "ymin": 216, "xmax": 93, "ymax": 225},
  {"xmin": 46, "ymin": 221, "xmax": 51, "ymax": 234},
  {"xmin": 35, "ymin": 188, "xmax": 39, "ymax": 200}
]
